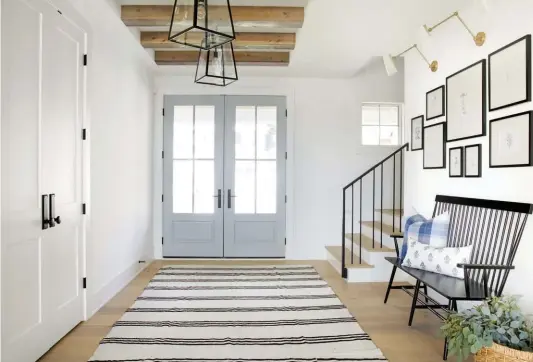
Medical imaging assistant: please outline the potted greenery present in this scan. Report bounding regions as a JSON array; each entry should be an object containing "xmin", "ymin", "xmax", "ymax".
[{"xmin": 442, "ymin": 296, "xmax": 533, "ymax": 361}]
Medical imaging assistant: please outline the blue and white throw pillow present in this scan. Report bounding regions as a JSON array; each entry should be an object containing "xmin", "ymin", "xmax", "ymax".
[
  {"xmin": 402, "ymin": 238, "xmax": 472, "ymax": 279},
  {"xmin": 400, "ymin": 212, "xmax": 450, "ymax": 261}
]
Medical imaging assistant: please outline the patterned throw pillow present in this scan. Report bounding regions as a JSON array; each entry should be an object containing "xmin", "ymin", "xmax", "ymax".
[
  {"xmin": 400, "ymin": 212, "xmax": 450, "ymax": 261},
  {"xmin": 401, "ymin": 238, "xmax": 472, "ymax": 279}
]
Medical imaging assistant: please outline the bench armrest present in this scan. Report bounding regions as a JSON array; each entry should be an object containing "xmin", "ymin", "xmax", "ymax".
[
  {"xmin": 389, "ymin": 233, "xmax": 404, "ymax": 257},
  {"xmin": 457, "ymin": 263, "xmax": 515, "ymax": 270},
  {"xmin": 458, "ymin": 263, "xmax": 515, "ymax": 299}
]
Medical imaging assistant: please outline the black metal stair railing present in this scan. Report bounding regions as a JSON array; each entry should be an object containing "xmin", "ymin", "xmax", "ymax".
[{"xmin": 341, "ymin": 143, "xmax": 409, "ymax": 279}]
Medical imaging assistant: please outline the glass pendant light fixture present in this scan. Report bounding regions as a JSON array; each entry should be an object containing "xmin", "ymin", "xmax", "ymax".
[
  {"xmin": 195, "ymin": 41, "xmax": 238, "ymax": 86},
  {"xmin": 168, "ymin": 0, "xmax": 236, "ymax": 50}
]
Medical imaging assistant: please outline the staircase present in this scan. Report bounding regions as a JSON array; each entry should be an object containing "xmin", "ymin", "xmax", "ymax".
[{"xmin": 326, "ymin": 144, "xmax": 410, "ymax": 283}]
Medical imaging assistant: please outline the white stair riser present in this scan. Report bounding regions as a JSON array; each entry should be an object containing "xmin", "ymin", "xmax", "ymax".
[
  {"xmin": 374, "ymin": 212, "xmax": 403, "ymax": 229},
  {"xmin": 347, "ymin": 239, "xmax": 397, "ymax": 266},
  {"xmin": 327, "ymin": 248, "xmax": 411, "ymax": 283}
]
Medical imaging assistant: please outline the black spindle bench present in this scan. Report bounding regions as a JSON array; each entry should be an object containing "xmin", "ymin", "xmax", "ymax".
[{"xmin": 383, "ymin": 195, "xmax": 533, "ymax": 360}]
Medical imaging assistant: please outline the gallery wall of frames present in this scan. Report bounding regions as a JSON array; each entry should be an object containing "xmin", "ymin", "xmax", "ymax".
[{"xmin": 411, "ymin": 34, "xmax": 532, "ymax": 178}]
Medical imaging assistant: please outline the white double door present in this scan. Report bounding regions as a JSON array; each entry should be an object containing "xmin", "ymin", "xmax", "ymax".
[
  {"xmin": 1, "ymin": 0, "xmax": 85, "ymax": 361},
  {"xmin": 163, "ymin": 95, "xmax": 286, "ymax": 258}
]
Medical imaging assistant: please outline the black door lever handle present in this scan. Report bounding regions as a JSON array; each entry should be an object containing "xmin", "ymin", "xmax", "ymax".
[{"xmin": 49, "ymin": 194, "xmax": 61, "ymax": 227}]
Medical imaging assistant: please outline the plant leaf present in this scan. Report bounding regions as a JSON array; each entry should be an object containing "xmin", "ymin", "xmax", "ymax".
[
  {"xmin": 510, "ymin": 320, "xmax": 521, "ymax": 329},
  {"xmin": 511, "ymin": 335, "xmax": 520, "ymax": 345},
  {"xmin": 482, "ymin": 306, "xmax": 491, "ymax": 316}
]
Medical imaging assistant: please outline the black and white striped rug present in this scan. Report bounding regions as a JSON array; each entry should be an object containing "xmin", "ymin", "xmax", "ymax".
[{"xmin": 89, "ymin": 265, "xmax": 387, "ymax": 362}]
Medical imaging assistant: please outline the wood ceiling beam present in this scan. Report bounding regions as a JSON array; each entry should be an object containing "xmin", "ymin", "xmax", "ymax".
[
  {"xmin": 155, "ymin": 51, "xmax": 290, "ymax": 66},
  {"xmin": 141, "ymin": 32, "xmax": 296, "ymax": 51},
  {"xmin": 121, "ymin": 6, "xmax": 304, "ymax": 28}
]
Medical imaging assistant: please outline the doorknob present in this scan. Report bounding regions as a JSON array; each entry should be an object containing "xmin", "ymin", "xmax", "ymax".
[
  {"xmin": 42, "ymin": 195, "xmax": 51, "ymax": 230},
  {"xmin": 49, "ymin": 194, "xmax": 61, "ymax": 227}
]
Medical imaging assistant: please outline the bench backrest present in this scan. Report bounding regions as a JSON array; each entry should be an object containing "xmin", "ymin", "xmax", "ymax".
[{"xmin": 431, "ymin": 195, "xmax": 533, "ymax": 296}]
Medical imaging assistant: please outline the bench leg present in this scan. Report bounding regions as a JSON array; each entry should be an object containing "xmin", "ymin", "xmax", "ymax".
[
  {"xmin": 443, "ymin": 300, "xmax": 457, "ymax": 360},
  {"xmin": 384, "ymin": 265, "xmax": 397, "ymax": 304},
  {"xmin": 408, "ymin": 280, "xmax": 421, "ymax": 327},
  {"xmin": 423, "ymin": 283, "xmax": 428, "ymax": 303}
]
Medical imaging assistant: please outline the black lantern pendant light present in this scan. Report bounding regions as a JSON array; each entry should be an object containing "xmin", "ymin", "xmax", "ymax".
[
  {"xmin": 168, "ymin": 0, "xmax": 236, "ymax": 50},
  {"xmin": 195, "ymin": 41, "xmax": 238, "ymax": 86}
]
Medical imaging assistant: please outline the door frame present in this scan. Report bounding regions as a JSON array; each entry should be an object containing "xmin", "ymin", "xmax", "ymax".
[
  {"xmin": 153, "ymin": 84, "xmax": 295, "ymax": 260},
  {"xmin": 0, "ymin": 3, "xmax": 91, "ymax": 354}
]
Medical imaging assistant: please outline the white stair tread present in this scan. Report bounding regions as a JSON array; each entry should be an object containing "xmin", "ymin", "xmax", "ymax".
[
  {"xmin": 374, "ymin": 208, "xmax": 404, "ymax": 216},
  {"xmin": 326, "ymin": 246, "xmax": 374, "ymax": 268}
]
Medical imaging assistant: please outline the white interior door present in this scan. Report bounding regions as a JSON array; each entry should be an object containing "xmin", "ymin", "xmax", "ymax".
[
  {"xmin": 223, "ymin": 96, "xmax": 286, "ymax": 257},
  {"xmin": 1, "ymin": 0, "xmax": 85, "ymax": 360},
  {"xmin": 163, "ymin": 96, "xmax": 225, "ymax": 257}
]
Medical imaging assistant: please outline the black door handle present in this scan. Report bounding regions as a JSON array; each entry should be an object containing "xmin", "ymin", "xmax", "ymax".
[
  {"xmin": 49, "ymin": 194, "xmax": 61, "ymax": 227},
  {"xmin": 227, "ymin": 189, "xmax": 238, "ymax": 209},
  {"xmin": 213, "ymin": 189, "xmax": 222, "ymax": 209},
  {"xmin": 42, "ymin": 195, "xmax": 51, "ymax": 230}
]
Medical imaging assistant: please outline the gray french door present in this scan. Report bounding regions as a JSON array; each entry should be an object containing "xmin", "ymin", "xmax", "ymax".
[{"xmin": 163, "ymin": 95, "xmax": 286, "ymax": 258}]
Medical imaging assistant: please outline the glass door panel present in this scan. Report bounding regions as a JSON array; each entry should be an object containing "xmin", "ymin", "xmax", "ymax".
[
  {"xmin": 224, "ymin": 96, "xmax": 286, "ymax": 258},
  {"xmin": 163, "ymin": 96, "xmax": 224, "ymax": 258}
]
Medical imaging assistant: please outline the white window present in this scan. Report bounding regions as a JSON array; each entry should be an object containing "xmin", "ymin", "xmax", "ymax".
[{"xmin": 361, "ymin": 103, "xmax": 401, "ymax": 146}]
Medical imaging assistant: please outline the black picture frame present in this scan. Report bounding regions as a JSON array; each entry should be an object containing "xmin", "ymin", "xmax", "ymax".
[
  {"xmin": 489, "ymin": 111, "xmax": 533, "ymax": 168},
  {"xmin": 423, "ymin": 122, "xmax": 446, "ymax": 170},
  {"xmin": 411, "ymin": 115, "xmax": 424, "ymax": 151},
  {"xmin": 449, "ymin": 147, "xmax": 464, "ymax": 178},
  {"xmin": 465, "ymin": 144, "xmax": 482, "ymax": 178},
  {"xmin": 446, "ymin": 59, "xmax": 487, "ymax": 143},
  {"xmin": 426, "ymin": 85, "xmax": 445, "ymax": 121},
  {"xmin": 489, "ymin": 35, "xmax": 531, "ymax": 112}
]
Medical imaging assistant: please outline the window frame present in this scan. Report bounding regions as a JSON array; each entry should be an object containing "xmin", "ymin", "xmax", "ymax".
[{"xmin": 361, "ymin": 102, "xmax": 404, "ymax": 147}]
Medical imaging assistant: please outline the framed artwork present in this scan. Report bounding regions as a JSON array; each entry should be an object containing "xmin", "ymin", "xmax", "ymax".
[
  {"xmin": 423, "ymin": 122, "xmax": 446, "ymax": 169},
  {"xmin": 489, "ymin": 35, "xmax": 531, "ymax": 111},
  {"xmin": 446, "ymin": 59, "xmax": 487, "ymax": 143},
  {"xmin": 489, "ymin": 111, "xmax": 533, "ymax": 168},
  {"xmin": 411, "ymin": 115, "xmax": 424, "ymax": 151},
  {"xmin": 426, "ymin": 85, "xmax": 445, "ymax": 120},
  {"xmin": 449, "ymin": 147, "xmax": 464, "ymax": 177},
  {"xmin": 465, "ymin": 144, "xmax": 482, "ymax": 178}
]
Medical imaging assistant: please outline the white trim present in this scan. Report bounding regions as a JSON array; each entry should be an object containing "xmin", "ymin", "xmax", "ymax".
[
  {"xmin": 87, "ymin": 261, "xmax": 150, "ymax": 317},
  {"xmin": 152, "ymin": 82, "xmax": 296, "ymax": 260}
]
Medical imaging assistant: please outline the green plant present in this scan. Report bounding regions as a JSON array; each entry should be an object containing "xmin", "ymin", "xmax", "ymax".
[{"xmin": 441, "ymin": 296, "xmax": 533, "ymax": 362}]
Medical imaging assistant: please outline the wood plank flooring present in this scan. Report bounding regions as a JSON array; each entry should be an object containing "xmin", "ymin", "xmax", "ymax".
[{"xmin": 38, "ymin": 260, "xmax": 464, "ymax": 362}]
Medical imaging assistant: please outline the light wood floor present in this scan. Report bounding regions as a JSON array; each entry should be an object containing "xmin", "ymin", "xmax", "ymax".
[{"xmin": 39, "ymin": 260, "xmax": 466, "ymax": 362}]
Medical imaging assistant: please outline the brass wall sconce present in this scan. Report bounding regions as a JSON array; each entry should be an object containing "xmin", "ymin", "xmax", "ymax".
[
  {"xmin": 383, "ymin": 44, "xmax": 438, "ymax": 76},
  {"xmin": 424, "ymin": 11, "xmax": 486, "ymax": 47}
]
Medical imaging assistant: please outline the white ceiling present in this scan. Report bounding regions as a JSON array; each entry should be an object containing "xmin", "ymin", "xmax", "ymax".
[{"xmin": 119, "ymin": 0, "xmax": 471, "ymax": 77}]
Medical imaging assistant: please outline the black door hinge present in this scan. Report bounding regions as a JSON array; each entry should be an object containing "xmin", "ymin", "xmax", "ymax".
[
  {"xmin": 83, "ymin": 54, "xmax": 87, "ymax": 66},
  {"xmin": 82, "ymin": 277, "xmax": 87, "ymax": 289},
  {"xmin": 285, "ymin": 195, "xmax": 287, "ymax": 203},
  {"xmin": 82, "ymin": 203, "xmax": 87, "ymax": 214},
  {"xmin": 162, "ymin": 151, "xmax": 164, "ymax": 159},
  {"xmin": 162, "ymin": 195, "xmax": 164, "ymax": 202},
  {"xmin": 162, "ymin": 108, "xmax": 165, "ymax": 116},
  {"xmin": 82, "ymin": 129, "xmax": 87, "ymax": 140},
  {"xmin": 285, "ymin": 110, "xmax": 287, "ymax": 117},
  {"xmin": 162, "ymin": 237, "xmax": 164, "ymax": 245},
  {"xmin": 285, "ymin": 152, "xmax": 287, "ymax": 160},
  {"xmin": 285, "ymin": 238, "xmax": 287, "ymax": 245}
]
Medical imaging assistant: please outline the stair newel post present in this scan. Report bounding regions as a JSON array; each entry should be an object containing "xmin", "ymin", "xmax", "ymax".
[
  {"xmin": 351, "ymin": 186, "xmax": 354, "ymax": 265},
  {"xmin": 393, "ymin": 154, "xmax": 396, "ymax": 237},
  {"xmin": 372, "ymin": 169, "xmax": 375, "ymax": 249},
  {"xmin": 381, "ymin": 164, "xmax": 384, "ymax": 248},
  {"xmin": 400, "ymin": 148, "xmax": 404, "ymax": 233},
  {"xmin": 341, "ymin": 187, "xmax": 347, "ymax": 278},
  {"xmin": 359, "ymin": 181, "xmax": 362, "ymax": 265}
]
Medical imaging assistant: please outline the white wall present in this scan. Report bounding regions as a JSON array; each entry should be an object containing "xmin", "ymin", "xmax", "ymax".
[
  {"xmin": 404, "ymin": 0, "xmax": 533, "ymax": 312},
  {"xmin": 153, "ymin": 57, "xmax": 404, "ymax": 260},
  {"xmin": 68, "ymin": 0, "xmax": 156, "ymax": 316}
]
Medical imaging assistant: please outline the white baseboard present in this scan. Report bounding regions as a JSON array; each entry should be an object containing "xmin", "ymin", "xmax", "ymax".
[{"xmin": 86, "ymin": 260, "xmax": 151, "ymax": 319}]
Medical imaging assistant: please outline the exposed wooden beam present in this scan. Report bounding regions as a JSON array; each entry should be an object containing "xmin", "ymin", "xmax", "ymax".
[
  {"xmin": 141, "ymin": 32, "xmax": 296, "ymax": 51},
  {"xmin": 155, "ymin": 51, "xmax": 290, "ymax": 66},
  {"xmin": 121, "ymin": 6, "xmax": 304, "ymax": 28}
]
